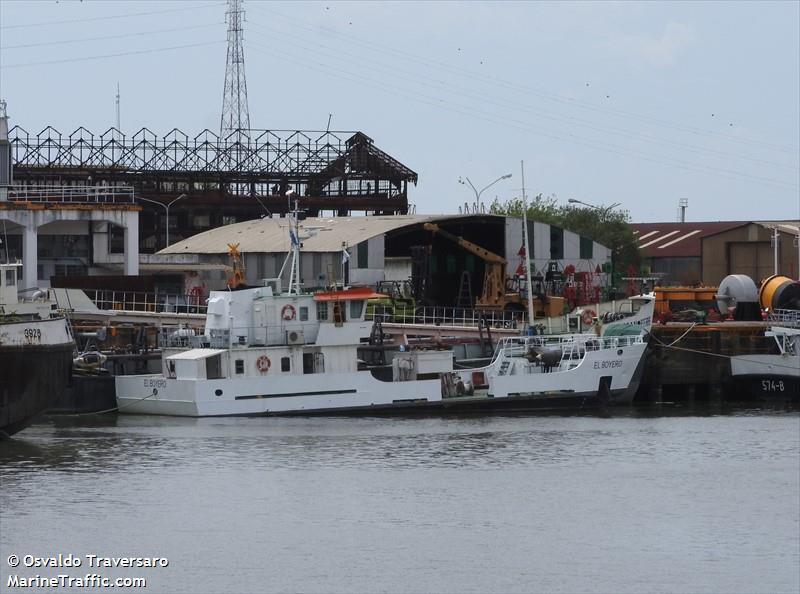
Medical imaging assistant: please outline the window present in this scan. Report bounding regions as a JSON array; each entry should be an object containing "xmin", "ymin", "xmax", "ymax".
[
  {"xmin": 4, "ymin": 269, "xmax": 15, "ymax": 286},
  {"xmin": 550, "ymin": 226, "xmax": 564, "ymax": 260},
  {"xmin": 299, "ymin": 306, "xmax": 309, "ymax": 321},
  {"xmin": 194, "ymin": 214, "xmax": 210, "ymax": 227},
  {"xmin": 580, "ymin": 236, "xmax": 594, "ymax": 260},
  {"xmin": 316, "ymin": 301, "xmax": 328, "ymax": 321},
  {"xmin": 235, "ymin": 359, "xmax": 244, "ymax": 374},
  {"xmin": 206, "ymin": 355, "xmax": 223, "ymax": 379},
  {"xmin": 222, "ymin": 216, "xmax": 237, "ymax": 226},
  {"xmin": 349, "ymin": 300, "xmax": 363, "ymax": 319},
  {"xmin": 357, "ymin": 241, "xmax": 368, "ymax": 268},
  {"xmin": 446, "ymin": 254, "xmax": 457, "ymax": 274},
  {"xmin": 281, "ymin": 357, "xmax": 290, "ymax": 372},
  {"xmin": 465, "ymin": 254, "xmax": 475, "ymax": 273},
  {"xmin": 53, "ymin": 264, "xmax": 87, "ymax": 277}
]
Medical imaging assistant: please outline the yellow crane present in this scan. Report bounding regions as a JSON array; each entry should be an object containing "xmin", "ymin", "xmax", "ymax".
[
  {"xmin": 226, "ymin": 243, "xmax": 246, "ymax": 288},
  {"xmin": 423, "ymin": 223, "xmax": 523, "ymax": 311}
]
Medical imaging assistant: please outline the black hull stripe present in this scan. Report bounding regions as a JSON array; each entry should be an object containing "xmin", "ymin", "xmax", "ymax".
[{"xmin": 235, "ymin": 389, "xmax": 358, "ymax": 400}]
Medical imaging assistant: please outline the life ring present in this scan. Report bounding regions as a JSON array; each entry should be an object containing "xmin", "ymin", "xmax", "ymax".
[
  {"xmin": 256, "ymin": 355, "xmax": 271, "ymax": 373},
  {"xmin": 581, "ymin": 309, "xmax": 596, "ymax": 326},
  {"xmin": 281, "ymin": 304, "xmax": 296, "ymax": 321}
]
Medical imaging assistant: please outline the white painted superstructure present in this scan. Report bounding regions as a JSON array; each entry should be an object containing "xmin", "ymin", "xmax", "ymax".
[{"xmin": 115, "ymin": 279, "xmax": 651, "ymax": 416}]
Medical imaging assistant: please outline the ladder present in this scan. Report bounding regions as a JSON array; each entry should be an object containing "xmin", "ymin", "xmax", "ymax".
[
  {"xmin": 62, "ymin": 311, "xmax": 78, "ymax": 355},
  {"xmin": 456, "ymin": 271, "xmax": 473, "ymax": 309}
]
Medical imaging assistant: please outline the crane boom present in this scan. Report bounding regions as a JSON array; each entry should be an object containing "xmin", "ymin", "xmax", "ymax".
[{"xmin": 422, "ymin": 223, "xmax": 506, "ymax": 264}]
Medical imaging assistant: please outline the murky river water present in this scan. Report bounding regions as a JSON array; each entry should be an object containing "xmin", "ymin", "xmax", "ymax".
[{"xmin": 1, "ymin": 405, "xmax": 798, "ymax": 593}]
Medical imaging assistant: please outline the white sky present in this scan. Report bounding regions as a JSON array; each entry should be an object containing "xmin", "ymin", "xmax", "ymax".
[{"xmin": 1, "ymin": 0, "xmax": 798, "ymax": 223}]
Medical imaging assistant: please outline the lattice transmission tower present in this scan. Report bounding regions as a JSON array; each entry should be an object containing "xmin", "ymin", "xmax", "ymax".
[{"xmin": 220, "ymin": 0, "xmax": 250, "ymax": 140}]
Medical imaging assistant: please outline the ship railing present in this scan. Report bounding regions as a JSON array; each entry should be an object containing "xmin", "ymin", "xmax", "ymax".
[
  {"xmin": 158, "ymin": 324, "xmax": 319, "ymax": 348},
  {"xmin": 492, "ymin": 334, "xmax": 644, "ymax": 362},
  {"xmin": 366, "ymin": 305, "xmax": 533, "ymax": 328},
  {"xmin": 88, "ymin": 289, "xmax": 208, "ymax": 314},
  {"xmin": 769, "ymin": 309, "xmax": 800, "ymax": 328}
]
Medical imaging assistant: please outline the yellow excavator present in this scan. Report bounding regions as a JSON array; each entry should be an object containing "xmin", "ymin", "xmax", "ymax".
[{"xmin": 423, "ymin": 223, "xmax": 563, "ymax": 315}]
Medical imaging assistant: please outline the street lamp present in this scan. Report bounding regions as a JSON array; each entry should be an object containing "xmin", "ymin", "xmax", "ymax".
[
  {"xmin": 458, "ymin": 173, "xmax": 512, "ymax": 207},
  {"xmin": 137, "ymin": 193, "xmax": 187, "ymax": 249},
  {"xmin": 567, "ymin": 198, "xmax": 621, "ymax": 217}
]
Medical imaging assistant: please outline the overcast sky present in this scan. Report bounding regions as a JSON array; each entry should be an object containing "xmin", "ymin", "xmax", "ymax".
[{"xmin": 1, "ymin": 0, "xmax": 798, "ymax": 223}]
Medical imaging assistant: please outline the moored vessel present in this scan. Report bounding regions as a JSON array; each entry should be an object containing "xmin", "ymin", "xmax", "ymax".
[
  {"xmin": 0, "ymin": 262, "xmax": 74, "ymax": 438},
  {"xmin": 730, "ymin": 309, "xmax": 800, "ymax": 399},
  {"xmin": 115, "ymin": 210, "xmax": 651, "ymax": 416}
]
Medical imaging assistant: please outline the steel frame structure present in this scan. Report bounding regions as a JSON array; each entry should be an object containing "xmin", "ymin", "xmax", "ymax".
[{"xmin": 9, "ymin": 127, "xmax": 417, "ymax": 216}]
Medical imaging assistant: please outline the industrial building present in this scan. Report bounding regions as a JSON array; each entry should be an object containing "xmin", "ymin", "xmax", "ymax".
[
  {"xmin": 158, "ymin": 214, "xmax": 612, "ymax": 308},
  {"xmin": 631, "ymin": 220, "xmax": 800, "ymax": 286},
  {"xmin": 8, "ymin": 125, "xmax": 419, "ymax": 256}
]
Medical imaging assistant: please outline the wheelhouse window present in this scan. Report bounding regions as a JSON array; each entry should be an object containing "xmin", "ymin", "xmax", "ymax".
[
  {"xmin": 4, "ymin": 269, "xmax": 15, "ymax": 286},
  {"xmin": 235, "ymin": 359, "xmax": 244, "ymax": 374},
  {"xmin": 281, "ymin": 357, "xmax": 290, "ymax": 372},
  {"xmin": 349, "ymin": 299, "xmax": 364, "ymax": 319},
  {"xmin": 299, "ymin": 306, "xmax": 309, "ymax": 321},
  {"xmin": 316, "ymin": 301, "xmax": 328, "ymax": 321}
]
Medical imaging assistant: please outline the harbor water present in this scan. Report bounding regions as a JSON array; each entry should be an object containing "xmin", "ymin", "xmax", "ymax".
[{"xmin": 1, "ymin": 405, "xmax": 798, "ymax": 593}]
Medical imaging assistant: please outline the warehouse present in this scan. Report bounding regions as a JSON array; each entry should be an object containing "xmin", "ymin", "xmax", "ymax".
[
  {"xmin": 158, "ymin": 214, "xmax": 612, "ymax": 308},
  {"xmin": 631, "ymin": 220, "xmax": 800, "ymax": 286}
]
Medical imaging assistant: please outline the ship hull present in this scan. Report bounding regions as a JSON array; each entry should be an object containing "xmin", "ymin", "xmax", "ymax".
[
  {"xmin": 116, "ymin": 342, "xmax": 645, "ymax": 417},
  {"xmin": 0, "ymin": 320, "xmax": 73, "ymax": 438},
  {"xmin": 730, "ymin": 354, "xmax": 800, "ymax": 400}
]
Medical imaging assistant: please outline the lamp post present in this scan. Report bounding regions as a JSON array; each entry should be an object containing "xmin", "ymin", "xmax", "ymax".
[
  {"xmin": 568, "ymin": 198, "xmax": 623, "ymax": 298},
  {"xmin": 567, "ymin": 198, "xmax": 621, "ymax": 218},
  {"xmin": 458, "ymin": 173, "xmax": 512, "ymax": 209},
  {"xmin": 137, "ymin": 193, "xmax": 187, "ymax": 249}
]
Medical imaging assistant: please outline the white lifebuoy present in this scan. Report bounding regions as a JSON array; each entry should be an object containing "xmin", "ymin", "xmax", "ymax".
[
  {"xmin": 581, "ymin": 309, "xmax": 596, "ymax": 326},
  {"xmin": 256, "ymin": 355, "xmax": 271, "ymax": 373},
  {"xmin": 281, "ymin": 304, "xmax": 296, "ymax": 321}
]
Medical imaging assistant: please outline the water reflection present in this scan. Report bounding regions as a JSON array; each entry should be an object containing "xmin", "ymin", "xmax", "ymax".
[{"xmin": 1, "ymin": 404, "xmax": 797, "ymax": 594}]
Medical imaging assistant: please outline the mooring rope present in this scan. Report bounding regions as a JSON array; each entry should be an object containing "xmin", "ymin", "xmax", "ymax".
[
  {"xmin": 646, "ymin": 331, "xmax": 800, "ymax": 371},
  {"xmin": 64, "ymin": 389, "xmax": 159, "ymax": 416}
]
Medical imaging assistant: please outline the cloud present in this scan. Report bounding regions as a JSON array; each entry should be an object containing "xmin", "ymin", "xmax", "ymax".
[{"xmin": 617, "ymin": 21, "xmax": 695, "ymax": 69}]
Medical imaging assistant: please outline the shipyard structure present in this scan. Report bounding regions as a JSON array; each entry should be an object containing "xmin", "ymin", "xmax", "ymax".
[{"xmin": 0, "ymin": 113, "xmax": 613, "ymax": 309}]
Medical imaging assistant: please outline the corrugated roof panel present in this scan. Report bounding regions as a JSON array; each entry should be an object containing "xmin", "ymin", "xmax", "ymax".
[
  {"xmin": 158, "ymin": 215, "xmax": 487, "ymax": 255},
  {"xmin": 630, "ymin": 221, "xmax": 750, "ymax": 257},
  {"xmin": 640, "ymin": 230, "xmax": 680, "ymax": 249},
  {"xmin": 657, "ymin": 229, "xmax": 702, "ymax": 249},
  {"xmin": 637, "ymin": 230, "xmax": 660, "ymax": 241}
]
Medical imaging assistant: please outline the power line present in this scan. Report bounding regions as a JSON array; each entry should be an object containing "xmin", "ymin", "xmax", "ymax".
[
  {"xmin": 245, "ymin": 40, "xmax": 798, "ymax": 191},
  {"xmin": 245, "ymin": 19, "xmax": 798, "ymax": 174},
  {"xmin": 0, "ymin": 2, "xmax": 226, "ymax": 30},
  {"xmin": 248, "ymin": 3, "xmax": 799, "ymax": 156},
  {"xmin": 1, "ymin": 41, "xmax": 226, "ymax": 69},
  {"xmin": 1, "ymin": 23, "xmax": 221, "ymax": 50}
]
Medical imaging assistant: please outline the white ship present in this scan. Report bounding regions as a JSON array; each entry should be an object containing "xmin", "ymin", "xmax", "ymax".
[
  {"xmin": 115, "ymin": 211, "xmax": 650, "ymax": 416},
  {"xmin": 730, "ymin": 309, "xmax": 800, "ymax": 398}
]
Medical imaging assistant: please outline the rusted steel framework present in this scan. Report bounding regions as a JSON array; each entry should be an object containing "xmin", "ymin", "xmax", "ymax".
[{"xmin": 9, "ymin": 127, "xmax": 417, "ymax": 215}]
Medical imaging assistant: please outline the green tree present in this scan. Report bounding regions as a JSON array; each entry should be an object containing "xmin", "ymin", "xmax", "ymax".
[{"xmin": 490, "ymin": 194, "xmax": 641, "ymax": 293}]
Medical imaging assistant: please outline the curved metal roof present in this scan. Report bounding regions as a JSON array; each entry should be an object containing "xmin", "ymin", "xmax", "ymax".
[{"xmin": 158, "ymin": 214, "xmax": 498, "ymax": 255}]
